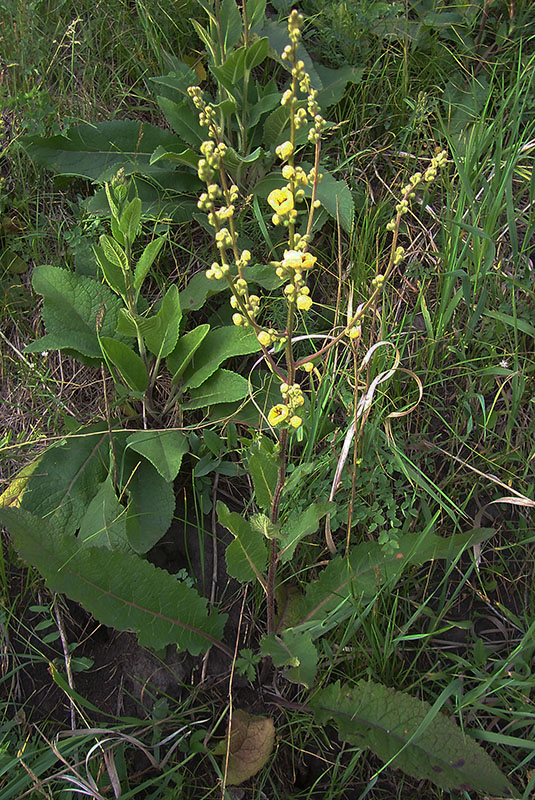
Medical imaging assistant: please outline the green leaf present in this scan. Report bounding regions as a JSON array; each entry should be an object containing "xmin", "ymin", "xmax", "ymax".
[
  {"xmin": 306, "ymin": 166, "xmax": 354, "ymax": 233},
  {"xmin": 247, "ymin": 91, "xmax": 280, "ymax": 127},
  {"xmin": 126, "ymin": 429, "xmax": 188, "ymax": 482},
  {"xmin": 156, "ymin": 97, "xmax": 205, "ymax": 146},
  {"xmin": 25, "ymin": 265, "xmax": 124, "ymax": 359},
  {"xmin": 217, "ymin": 0, "xmax": 243, "ymax": 53},
  {"xmin": 119, "ymin": 196, "xmax": 142, "ymax": 240},
  {"xmin": 167, "ymin": 324, "xmax": 210, "ymax": 383},
  {"xmin": 482, "ymin": 309, "xmax": 535, "ymax": 338},
  {"xmin": 150, "ymin": 144, "xmax": 200, "ymax": 169},
  {"xmin": 211, "ymin": 48, "xmax": 247, "ymax": 95},
  {"xmin": 133, "ymin": 236, "xmax": 166, "ymax": 298},
  {"xmin": 278, "ymin": 502, "xmax": 335, "ymax": 563},
  {"xmin": 179, "ymin": 270, "xmax": 228, "ymax": 313},
  {"xmin": 314, "ymin": 63, "xmax": 363, "ymax": 111},
  {"xmin": 149, "ymin": 63, "xmax": 198, "ymax": 102},
  {"xmin": 19, "ymin": 424, "xmax": 109, "ymax": 536},
  {"xmin": 181, "ymin": 326, "xmax": 261, "ymax": 390},
  {"xmin": 144, "ymin": 285, "xmax": 182, "ymax": 358},
  {"xmin": 116, "ymin": 308, "xmax": 160, "ymax": 339},
  {"xmin": 261, "ymin": 630, "xmax": 317, "ymax": 687},
  {"xmin": 222, "ymin": 146, "xmax": 265, "ymax": 177},
  {"xmin": 22, "ymin": 120, "xmax": 180, "ymax": 181},
  {"xmin": 217, "ymin": 501, "xmax": 267, "ymax": 585},
  {"xmin": 311, "ymin": 681, "xmax": 515, "ymax": 797},
  {"xmin": 299, "ymin": 528, "xmax": 498, "ymax": 636},
  {"xmin": 245, "ymin": 36, "xmax": 269, "ymax": 70},
  {"xmin": 182, "ymin": 369, "xmax": 249, "ymax": 409},
  {"xmin": 246, "ymin": 0, "xmax": 266, "ymax": 29},
  {"xmin": 263, "ymin": 104, "xmax": 292, "ymax": 148},
  {"xmin": 0, "ymin": 507, "xmax": 227, "ymax": 656},
  {"xmin": 262, "ymin": 18, "xmax": 321, "ymax": 87},
  {"xmin": 122, "ymin": 456, "xmax": 175, "ymax": 553},
  {"xmin": 99, "ymin": 234, "xmax": 128, "ymax": 273},
  {"xmin": 93, "ymin": 244, "xmax": 127, "ymax": 298},
  {"xmin": 77, "ymin": 474, "xmax": 131, "ymax": 552},
  {"xmin": 247, "ymin": 437, "xmax": 278, "ymax": 512},
  {"xmin": 99, "ymin": 337, "xmax": 149, "ymax": 393}
]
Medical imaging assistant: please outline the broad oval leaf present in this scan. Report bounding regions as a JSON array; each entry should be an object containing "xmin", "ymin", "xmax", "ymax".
[
  {"xmin": 77, "ymin": 474, "xmax": 131, "ymax": 552},
  {"xmin": 181, "ymin": 326, "xmax": 261, "ymax": 390},
  {"xmin": 181, "ymin": 368, "xmax": 249, "ymax": 410},
  {"xmin": 126, "ymin": 429, "xmax": 188, "ymax": 483},
  {"xmin": 99, "ymin": 234, "xmax": 128, "ymax": 273},
  {"xmin": 25, "ymin": 265, "xmax": 124, "ymax": 359},
  {"xmin": 133, "ymin": 236, "xmax": 166, "ymax": 297}
]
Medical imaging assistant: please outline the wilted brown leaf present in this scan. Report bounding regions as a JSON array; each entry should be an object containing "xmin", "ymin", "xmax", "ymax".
[{"xmin": 224, "ymin": 709, "xmax": 275, "ymax": 786}]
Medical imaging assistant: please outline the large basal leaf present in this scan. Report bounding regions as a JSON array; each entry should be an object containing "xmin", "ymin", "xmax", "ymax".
[
  {"xmin": 181, "ymin": 326, "xmax": 261, "ymax": 390},
  {"xmin": 217, "ymin": 501, "xmax": 267, "ymax": 585},
  {"xmin": 77, "ymin": 474, "xmax": 131, "ymax": 552},
  {"xmin": 156, "ymin": 97, "xmax": 205, "ymax": 147},
  {"xmin": 311, "ymin": 681, "xmax": 515, "ymax": 797},
  {"xmin": 123, "ymin": 455, "xmax": 176, "ymax": 553},
  {"xmin": 126, "ymin": 429, "xmax": 188, "ymax": 483},
  {"xmin": 181, "ymin": 369, "xmax": 250, "ymax": 410},
  {"xmin": 25, "ymin": 266, "xmax": 124, "ymax": 359},
  {"xmin": 299, "ymin": 528, "xmax": 498, "ymax": 636},
  {"xmin": 19, "ymin": 425, "xmax": 109, "ymax": 536},
  {"xmin": 0, "ymin": 507, "xmax": 227, "ymax": 656},
  {"xmin": 22, "ymin": 120, "xmax": 180, "ymax": 181}
]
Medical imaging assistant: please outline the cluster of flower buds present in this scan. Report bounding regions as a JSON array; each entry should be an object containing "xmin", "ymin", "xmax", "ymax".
[
  {"xmin": 267, "ymin": 381, "xmax": 305, "ymax": 429},
  {"xmin": 386, "ymin": 149, "xmax": 448, "ymax": 232},
  {"xmin": 187, "ymin": 86, "xmax": 221, "ymax": 139}
]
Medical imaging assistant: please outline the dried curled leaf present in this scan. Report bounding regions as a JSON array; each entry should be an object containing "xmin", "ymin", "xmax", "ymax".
[{"xmin": 222, "ymin": 709, "xmax": 275, "ymax": 785}]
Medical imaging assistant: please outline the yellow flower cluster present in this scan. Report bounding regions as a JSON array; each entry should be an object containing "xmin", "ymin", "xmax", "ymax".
[{"xmin": 267, "ymin": 381, "xmax": 305, "ymax": 429}]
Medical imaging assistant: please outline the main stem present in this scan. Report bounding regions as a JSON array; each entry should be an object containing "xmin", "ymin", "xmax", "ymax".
[{"xmin": 266, "ymin": 428, "xmax": 288, "ymax": 635}]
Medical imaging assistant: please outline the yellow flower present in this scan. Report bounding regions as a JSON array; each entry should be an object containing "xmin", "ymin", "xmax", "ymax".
[
  {"xmin": 296, "ymin": 294, "xmax": 313, "ymax": 311},
  {"xmin": 257, "ymin": 330, "xmax": 271, "ymax": 347},
  {"xmin": 289, "ymin": 415, "xmax": 302, "ymax": 428},
  {"xmin": 276, "ymin": 140, "xmax": 294, "ymax": 159},
  {"xmin": 268, "ymin": 404, "xmax": 289, "ymax": 426},
  {"xmin": 282, "ymin": 249, "xmax": 317, "ymax": 271},
  {"xmin": 267, "ymin": 187, "xmax": 294, "ymax": 217}
]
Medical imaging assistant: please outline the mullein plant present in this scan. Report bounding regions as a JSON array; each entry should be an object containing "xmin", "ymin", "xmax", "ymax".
[{"xmin": 190, "ymin": 8, "xmax": 448, "ymax": 633}]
